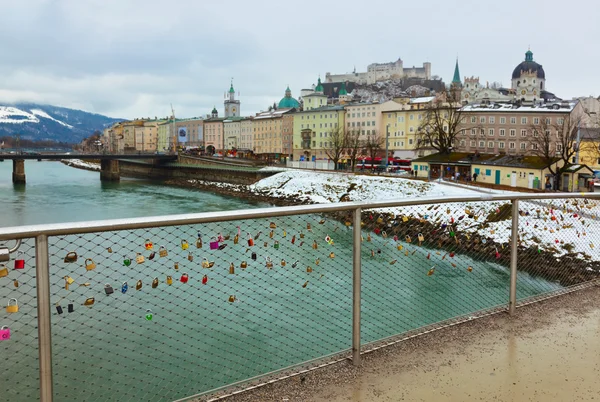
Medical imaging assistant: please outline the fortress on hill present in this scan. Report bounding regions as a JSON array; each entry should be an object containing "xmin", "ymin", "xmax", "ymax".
[{"xmin": 325, "ymin": 58, "xmax": 431, "ymax": 85}]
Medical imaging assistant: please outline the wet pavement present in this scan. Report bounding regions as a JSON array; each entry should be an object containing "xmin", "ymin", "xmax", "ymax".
[{"xmin": 213, "ymin": 285, "xmax": 600, "ymax": 402}]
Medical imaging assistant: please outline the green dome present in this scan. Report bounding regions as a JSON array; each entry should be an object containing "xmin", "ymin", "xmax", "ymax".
[
  {"xmin": 278, "ymin": 86, "xmax": 300, "ymax": 108},
  {"xmin": 211, "ymin": 106, "xmax": 218, "ymax": 114},
  {"xmin": 229, "ymin": 83, "xmax": 235, "ymax": 93},
  {"xmin": 315, "ymin": 77, "xmax": 324, "ymax": 92}
]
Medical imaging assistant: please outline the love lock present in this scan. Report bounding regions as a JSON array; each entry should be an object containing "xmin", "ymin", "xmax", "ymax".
[{"xmin": 0, "ymin": 239, "xmax": 22, "ymax": 263}]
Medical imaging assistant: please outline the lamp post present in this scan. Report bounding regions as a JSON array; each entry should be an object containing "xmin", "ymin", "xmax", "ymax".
[{"xmin": 385, "ymin": 124, "xmax": 390, "ymax": 171}]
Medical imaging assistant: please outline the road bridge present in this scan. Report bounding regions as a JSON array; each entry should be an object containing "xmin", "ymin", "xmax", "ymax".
[{"xmin": 0, "ymin": 153, "xmax": 177, "ymax": 183}]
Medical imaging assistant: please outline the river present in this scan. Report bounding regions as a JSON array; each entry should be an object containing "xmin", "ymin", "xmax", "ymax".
[{"xmin": 0, "ymin": 161, "xmax": 562, "ymax": 401}]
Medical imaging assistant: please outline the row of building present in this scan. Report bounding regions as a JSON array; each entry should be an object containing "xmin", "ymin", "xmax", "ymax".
[{"xmin": 102, "ymin": 50, "xmax": 600, "ymax": 169}]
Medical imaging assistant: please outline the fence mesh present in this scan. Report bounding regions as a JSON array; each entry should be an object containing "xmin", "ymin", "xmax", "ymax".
[{"xmin": 2, "ymin": 197, "xmax": 600, "ymax": 401}]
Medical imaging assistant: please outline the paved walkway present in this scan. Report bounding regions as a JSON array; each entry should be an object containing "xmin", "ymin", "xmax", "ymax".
[{"xmin": 218, "ymin": 286, "xmax": 600, "ymax": 402}]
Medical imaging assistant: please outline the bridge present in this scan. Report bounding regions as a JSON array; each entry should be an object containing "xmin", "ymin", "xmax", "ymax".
[{"xmin": 0, "ymin": 153, "xmax": 177, "ymax": 183}]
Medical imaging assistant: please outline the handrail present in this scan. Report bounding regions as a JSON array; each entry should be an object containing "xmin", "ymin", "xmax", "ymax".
[{"xmin": 1, "ymin": 192, "xmax": 598, "ymax": 240}]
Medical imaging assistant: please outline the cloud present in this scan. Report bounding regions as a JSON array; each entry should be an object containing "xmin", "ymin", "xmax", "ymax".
[{"xmin": 0, "ymin": 0, "xmax": 598, "ymax": 119}]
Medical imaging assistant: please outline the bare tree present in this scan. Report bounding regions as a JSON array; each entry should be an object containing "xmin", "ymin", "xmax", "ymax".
[
  {"xmin": 363, "ymin": 131, "xmax": 384, "ymax": 171},
  {"xmin": 529, "ymin": 114, "xmax": 582, "ymax": 190},
  {"xmin": 344, "ymin": 129, "xmax": 363, "ymax": 172},
  {"xmin": 414, "ymin": 91, "xmax": 475, "ymax": 155},
  {"xmin": 323, "ymin": 126, "xmax": 347, "ymax": 170}
]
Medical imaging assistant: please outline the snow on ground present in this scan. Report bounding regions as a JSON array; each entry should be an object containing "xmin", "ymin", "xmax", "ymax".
[
  {"xmin": 250, "ymin": 171, "xmax": 600, "ymax": 262},
  {"xmin": 30, "ymin": 109, "xmax": 73, "ymax": 128},
  {"xmin": 61, "ymin": 159, "xmax": 100, "ymax": 171}
]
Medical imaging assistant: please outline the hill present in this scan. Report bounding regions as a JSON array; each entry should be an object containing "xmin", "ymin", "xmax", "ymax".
[{"xmin": 0, "ymin": 103, "xmax": 122, "ymax": 143}]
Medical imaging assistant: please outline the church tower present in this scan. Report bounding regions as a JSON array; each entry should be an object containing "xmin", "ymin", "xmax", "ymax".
[{"xmin": 224, "ymin": 80, "xmax": 241, "ymax": 117}]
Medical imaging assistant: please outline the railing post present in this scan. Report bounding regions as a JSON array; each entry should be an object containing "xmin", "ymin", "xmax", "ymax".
[
  {"xmin": 509, "ymin": 199, "xmax": 519, "ymax": 315},
  {"xmin": 35, "ymin": 235, "xmax": 53, "ymax": 401},
  {"xmin": 352, "ymin": 207, "xmax": 362, "ymax": 366}
]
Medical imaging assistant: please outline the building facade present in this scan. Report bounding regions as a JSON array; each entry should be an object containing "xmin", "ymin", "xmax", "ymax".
[
  {"xmin": 292, "ymin": 105, "xmax": 345, "ymax": 161},
  {"xmin": 239, "ymin": 118, "xmax": 254, "ymax": 156},
  {"xmin": 252, "ymin": 109, "xmax": 295, "ymax": 160},
  {"xmin": 223, "ymin": 117, "xmax": 245, "ymax": 151},
  {"xmin": 282, "ymin": 114, "xmax": 295, "ymax": 159},
  {"xmin": 204, "ymin": 108, "xmax": 224, "ymax": 154},
  {"xmin": 175, "ymin": 118, "xmax": 204, "ymax": 147},
  {"xmin": 325, "ymin": 58, "xmax": 431, "ymax": 85},
  {"xmin": 224, "ymin": 81, "xmax": 241, "ymax": 118}
]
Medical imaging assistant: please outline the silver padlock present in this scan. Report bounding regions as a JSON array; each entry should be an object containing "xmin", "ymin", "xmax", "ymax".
[{"xmin": 0, "ymin": 240, "xmax": 22, "ymax": 263}]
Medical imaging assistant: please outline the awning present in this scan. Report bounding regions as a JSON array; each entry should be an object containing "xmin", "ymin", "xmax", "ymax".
[{"xmin": 579, "ymin": 174, "xmax": 593, "ymax": 178}]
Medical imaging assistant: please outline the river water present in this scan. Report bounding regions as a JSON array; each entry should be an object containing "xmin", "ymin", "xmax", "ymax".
[{"xmin": 0, "ymin": 161, "xmax": 562, "ymax": 401}]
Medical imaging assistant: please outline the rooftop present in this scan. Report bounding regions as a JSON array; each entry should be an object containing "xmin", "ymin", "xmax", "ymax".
[{"xmin": 462, "ymin": 101, "xmax": 578, "ymax": 113}]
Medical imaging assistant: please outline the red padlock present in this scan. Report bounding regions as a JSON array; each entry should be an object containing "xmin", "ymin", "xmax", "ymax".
[
  {"xmin": 374, "ymin": 228, "xmax": 381, "ymax": 235},
  {"xmin": 247, "ymin": 233, "xmax": 254, "ymax": 247},
  {"xmin": 449, "ymin": 252, "xmax": 455, "ymax": 258},
  {"xmin": 495, "ymin": 248, "xmax": 501, "ymax": 259},
  {"xmin": 291, "ymin": 235, "xmax": 296, "ymax": 244},
  {"xmin": 14, "ymin": 251, "xmax": 24, "ymax": 270},
  {"xmin": 202, "ymin": 275, "xmax": 208, "ymax": 285},
  {"xmin": 180, "ymin": 273, "xmax": 189, "ymax": 283}
]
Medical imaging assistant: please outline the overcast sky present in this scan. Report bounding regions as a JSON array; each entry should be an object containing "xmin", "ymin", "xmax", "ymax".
[{"xmin": 0, "ymin": 0, "xmax": 598, "ymax": 119}]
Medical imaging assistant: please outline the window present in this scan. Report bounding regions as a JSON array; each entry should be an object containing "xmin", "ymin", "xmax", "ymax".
[
  {"xmin": 347, "ymin": 122, "xmax": 350, "ymax": 127},
  {"xmin": 545, "ymin": 118, "xmax": 551, "ymax": 124},
  {"xmin": 558, "ymin": 118, "xmax": 564, "ymax": 125},
  {"xmin": 509, "ymin": 142, "xmax": 515, "ymax": 149},
  {"xmin": 521, "ymin": 129, "xmax": 527, "ymax": 137},
  {"xmin": 533, "ymin": 117, "xmax": 539, "ymax": 124},
  {"xmin": 470, "ymin": 140, "xmax": 476, "ymax": 147},
  {"xmin": 510, "ymin": 117, "xmax": 516, "ymax": 124},
  {"xmin": 479, "ymin": 141, "xmax": 485, "ymax": 148},
  {"xmin": 488, "ymin": 128, "xmax": 494, "ymax": 136},
  {"xmin": 488, "ymin": 141, "xmax": 494, "ymax": 148},
  {"xmin": 499, "ymin": 129, "xmax": 506, "ymax": 136},
  {"xmin": 500, "ymin": 117, "xmax": 506, "ymax": 124},
  {"xmin": 410, "ymin": 114, "xmax": 414, "ymax": 120},
  {"xmin": 408, "ymin": 139, "xmax": 413, "ymax": 145},
  {"xmin": 471, "ymin": 128, "xmax": 476, "ymax": 136},
  {"xmin": 556, "ymin": 144, "xmax": 563, "ymax": 152},
  {"xmin": 486, "ymin": 169, "xmax": 492, "ymax": 176},
  {"xmin": 510, "ymin": 129, "xmax": 516, "ymax": 137},
  {"xmin": 418, "ymin": 115, "xmax": 422, "ymax": 120},
  {"xmin": 398, "ymin": 116, "xmax": 404, "ymax": 122},
  {"xmin": 532, "ymin": 143, "xmax": 538, "ymax": 150},
  {"xmin": 372, "ymin": 121, "xmax": 375, "ymax": 126},
  {"xmin": 480, "ymin": 129, "xmax": 485, "ymax": 136},
  {"xmin": 361, "ymin": 122, "xmax": 365, "ymax": 126},
  {"xmin": 362, "ymin": 113, "xmax": 365, "ymax": 117},
  {"xmin": 520, "ymin": 143, "xmax": 526, "ymax": 150},
  {"xmin": 471, "ymin": 116, "xmax": 477, "ymax": 123},
  {"xmin": 499, "ymin": 142, "xmax": 505, "ymax": 149},
  {"xmin": 387, "ymin": 114, "xmax": 392, "ymax": 118},
  {"xmin": 409, "ymin": 127, "xmax": 414, "ymax": 132},
  {"xmin": 367, "ymin": 121, "xmax": 371, "ymax": 126},
  {"xmin": 460, "ymin": 140, "xmax": 465, "ymax": 147},
  {"xmin": 489, "ymin": 116, "xmax": 495, "ymax": 124},
  {"xmin": 480, "ymin": 117, "xmax": 486, "ymax": 123},
  {"xmin": 521, "ymin": 117, "xmax": 527, "ymax": 124}
]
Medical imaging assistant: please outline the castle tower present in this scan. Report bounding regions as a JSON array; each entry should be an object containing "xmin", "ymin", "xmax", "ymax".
[{"xmin": 224, "ymin": 79, "xmax": 241, "ymax": 117}]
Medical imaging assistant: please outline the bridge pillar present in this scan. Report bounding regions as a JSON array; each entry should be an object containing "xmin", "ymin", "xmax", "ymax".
[
  {"xmin": 100, "ymin": 160, "xmax": 120, "ymax": 182},
  {"xmin": 12, "ymin": 159, "xmax": 26, "ymax": 184}
]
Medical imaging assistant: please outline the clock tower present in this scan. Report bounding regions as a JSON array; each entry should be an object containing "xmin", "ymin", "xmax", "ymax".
[{"xmin": 224, "ymin": 79, "xmax": 241, "ymax": 117}]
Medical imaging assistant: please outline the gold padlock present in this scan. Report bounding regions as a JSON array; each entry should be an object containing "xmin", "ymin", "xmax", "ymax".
[
  {"xmin": 136, "ymin": 253, "xmax": 145, "ymax": 264},
  {"xmin": 84, "ymin": 258, "xmax": 96, "ymax": 271},
  {"xmin": 152, "ymin": 277, "xmax": 159, "ymax": 288},
  {"xmin": 377, "ymin": 216, "xmax": 383, "ymax": 224},
  {"xmin": 307, "ymin": 222, "xmax": 311, "ymax": 230},
  {"xmin": 300, "ymin": 232, "xmax": 305, "ymax": 239},
  {"xmin": 241, "ymin": 261, "xmax": 247, "ymax": 269},
  {"xmin": 181, "ymin": 240, "xmax": 189, "ymax": 250},
  {"xmin": 166, "ymin": 276, "xmax": 173, "ymax": 285},
  {"xmin": 265, "ymin": 257, "xmax": 274, "ymax": 269},
  {"xmin": 107, "ymin": 247, "xmax": 113, "ymax": 253},
  {"xmin": 234, "ymin": 234, "xmax": 239, "ymax": 244},
  {"xmin": 6, "ymin": 298, "xmax": 18, "ymax": 313},
  {"xmin": 263, "ymin": 241, "xmax": 268, "ymax": 247},
  {"xmin": 83, "ymin": 297, "xmax": 95, "ymax": 306},
  {"xmin": 270, "ymin": 222, "xmax": 277, "ymax": 229},
  {"xmin": 306, "ymin": 266, "xmax": 313, "ymax": 273},
  {"xmin": 281, "ymin": 259, "xmax": 286, "ymax": 267},
  {"xmin": 367, "ymin": 234, "xmax": 372, "ymax": 242},
  {"xmin": 315, "ymin": 258, "xmax": 320, "ymax": 265},
  {"xmin": 406, "ymin": 235, "xmax": 412, "ymax": 243},
  {"xmin": 329, "ymin": 252, "xmax": 335, "ymax": 259},
  {"xmin": 0, "ymin": 264, "xmax": 8, "ymax": 278},
  {"xmin": 312, "ymin": 241, "xmax": 318, "ymax": 249},
  {"xmin": 229, "ymin": 263, "xmax": 235, "ymax": 274},
  {"xmin": 188, "ymin": 253, "xmax": 193, "ymax": 262},
  {"xmin": 228, "ymin": 295, "xmax": 236, "ymax": 303},
  {"xmin": 269, "ymin": 230, "xmax": 274, "ymax": 239},
  {"xmin": 418, "ymin": 233, "xmax": 424, "ymax": 242},
  {"xmin": 174, "ymin": 262, "xmax": 179, "ymax": 270},
  {"xmin": 136, "ymin": 280, "xmax": 142, "ymax": 290},
  {"xmin": 402, "ymin": 216, "xmax": 409, "ymax": 222},
  {"xmin": 63, "ymin": 251, "xmax": 78, "ymax": 263},
  {"xmin": 159, "ymin": 246, "xmax": 168, "ymax": 257},
  {"xmin": 397, "ymin": 244, "xmax": 403, "ymax": 251},
  {"xmin": 196, "ymin": 236, "xmax": 203, "ymax": 248}
]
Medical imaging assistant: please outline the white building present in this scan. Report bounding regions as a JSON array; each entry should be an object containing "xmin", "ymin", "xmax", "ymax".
[{"xmin": 325, "ymin": 58, "xmax": 431, "ymax": 85}]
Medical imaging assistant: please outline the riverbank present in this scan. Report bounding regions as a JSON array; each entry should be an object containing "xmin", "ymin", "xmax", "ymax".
[{"xmin": 60, "ymin": 159, "xmax": 100, "ymax": 172}]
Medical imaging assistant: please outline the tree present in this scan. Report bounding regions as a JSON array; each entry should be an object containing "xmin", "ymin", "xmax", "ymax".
[
  {"xmin": 323, "ymin": 126, "xmax": 347, "ymax": 170},
  {"xmin": 529, "ymin": 114, "xmax": 582, "ymax": 190},
  {"xmin": 363, "ymin": 131, "xmax": 384, "ymax": 171},
  {"xmin": 344, "ymin": 129, "xmax": 363, "ymax": 172},
  {"xmin": 414, "ymin": 91, "xmax": 474, "ymax": 155}
]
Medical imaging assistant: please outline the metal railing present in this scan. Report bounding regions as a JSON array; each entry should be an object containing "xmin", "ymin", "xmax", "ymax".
[{"xmin": 1, "ymin": 193, "xmax": 600, "ymax": 401}]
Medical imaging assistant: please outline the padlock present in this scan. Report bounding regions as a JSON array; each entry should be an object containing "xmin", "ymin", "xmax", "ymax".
[
  {"xmin": 136, "ymin": 280, "xmax": 143, "ymax": 290},
  {"xmin": 263, "ymin": 241, "xmax": 268, "ymax": 247},
  {"xmin": 418, "ymin": 233, "xmax": 424, "ymax": 243},
  {"xmin": 159, "ymin": 246, "xmax": 168, "ymax": 257},
  {"xmin": 144, "ymin": 239, "xmax": 153, "ymax": 250},
  {"xmin": 104, "ymin": 284, "xmax": 114, "ymax": 295},
  {"xmin": 181, "ymin": 239, "xmax": 189, "ymax": 250},
  {"xmin": 217, "ymin": 233, "xmax": 224, "ymax": 242},
  {"xmin": 315, "ymin": 258, "xmax": 320, "ymax": 265},
  {"xmin": 270, "ymin": 222, "xmax": 277, "ymax": 229},
  {"xmin": 145, "ymin": 309, "xmax": 153, "ymax": 321},
  {"xmin": 300, "ymin": 232, "xmax": 305, "ymax": 239},
  {"xmin": 196, "ymin": 234, "xmax": 203, "ymax": 248},
  {"xmin": 306, "ymin": 266, "xmax": 312, "ymax": 273},
  {"xmin": 251, "ymin": 252, "xmax": 257, "ymax": 260},
  {"xmin": 174, "ymin": 262, "xmax": 179, "ymax": 270},
  {"xmin": 121, "ymin": 282, "xmax": 128, "ymax": 294},
  {"xmin": 0, "ymin": 326, "xmax": 11, "ymax": 341},
  {"xmin": 201, "ymin": 258, "xmax": 211, "ymax": 268},
  {"xmin": 229, "ymin": 263, "xmax": 235, "ymax": 274},
  {"xmin": 148, "ymin": 251, "xmax": 156, "ymax": 260},
  {"xmin": 405, "ymin": 235, "xmax": 412, "ymax": 243},
  {"xmin": 188, "ymin": 253, "xmax": 193, "ymax": 262},
  {"xmin": 64, "ymin": 276, "xmax": 74, "ymax": 290},
  {"xmin": 202, "ymin": 275, "xmax": 208, "ymax": 285},
  {"xmin": 6, "ymin": 298, "xmax": 18, "ymax": 313},
  {"xmin": 208, "ymin": 237, "xmax": 219, "ymax": 249},
  {"xmin": 291, "ymin": 235, "xmax": 296, "ymax": 244},
  {"xmin": 329, "ymin": 252, "xmax": 335, "ymax": 259},
  {"xmin": 63, "ymin": 251, "xmax": 78, "ymax": 263},
  {"xmin": 13, "ymin": 280, "xmax": 18, "ymax": 288},
  {"xmin": 397, "ymin": 244, "xmax": 403, "ymax": 251},
  {"xmin": 274, "ymin": 241, "xmax": 280, "ymax": 249},
  {"xmin": 281, "ymin": 259, "xmax": 286, "ymax": 267},
  {"xmin": 107, "ymin": 247, "xmax": 113, "ymax": 253},
  {"xmin": 82, "ymin": 258, "xmax": 96, "ymax": 271},
  {"xmin": 374, "ymin": 228, "xmax": 381, "ymax": 235},
  {"xmin": 367, "ymin": 234, "xmax": 372, "ymax": 242},
  {"xmin": 136, "ymin": 253, "xmax": 145, "ymax": 264},
  {"xmin": 427, "ymin": 267, "xmax": 435, "ymax": 276},
  {"xmin": 123, "ymin": 257, "xmax": 131, "ymax": 267},
  {"xmin": 345, "ymin": 220, "xmax": 352, "ymax": 227},
  {"xmin": 228, "ymin": 295, "xmax": 236, "ymax": 303},
  {"xmin": 67, "ymin": 303, "xmax": 74, "ymax": 313},
  {"xmin": 283, "ymin": 230, "xmax": 287, "ymax": 237},
  {"xmin": 241, "ymin": 261, "xmax": 247, "ymax": 269},
  {"xmin": 166, "ymin": 276, "xmax": 173, "ymax": 285},
  {"xmin": 381, "ymin": 231, "xmax": 387, "ymax": 239},
  {"xmin": 402, "ymin": 216, "xmax": 409, "ymax": 222},
  {"xmin": 152, "ymin": 277, "xmax": 159, "ymax": 288},
  {"xmin": 312, "ymin": 240, "xmax": 318, "ymax": 249},
  {"xmin": 302, "ymin": 281, "xmax": 309, "ymax": 288},
  {"xmin": 265, "ymin": 257, "xmax": 273, "ymax": 269},
  {"xmin": 56, "ymin": 305, "xmax": 63, "ymax": 315},
  {"xmin": 84, "ymin": 297, "xmax": 95, "ymax": 306},
  {"xmin": 0, "ymin": 264, "xmax": 8, "ymax": 278},
  {"xmin": 14, "ymin": 251, "xmax": 24, "ymax": 269},
  {"xmin": 467, "ymin": 266, "xmax": 473, "ymax": 272},
  {"xmin": 269, "ymin": 230, "xmax": 274, "ymax": 239},
  {"xmin": 247, "ymin": 234, "xmax": 254, "ymax": 247},
  {"xmin": 307, "ymin": 222, "xmax": 312, "ymax": 230},
  {"xmin": 233, "ymin": 234, "xmax": 239, "ymax": 244},
  {"xmin": 180, "ymin": 273, "xmax": 189, "ymax": 283}
]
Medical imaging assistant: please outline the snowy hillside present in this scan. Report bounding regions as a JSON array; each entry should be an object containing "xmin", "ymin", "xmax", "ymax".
[{"xmin": 0, "ymin": 103, "xmax": 122, "ymax": 143}]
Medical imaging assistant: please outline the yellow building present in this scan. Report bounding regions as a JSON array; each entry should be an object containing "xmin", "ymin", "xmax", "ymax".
[
  {"xmin": 157, "ymin": 120, "xmax": 174, "ymax": 153},
  {"xmin": 204, "ymin": 107, "xmax": 224, "ymax": 154},
  {"xmin": 121, "ymin": 120, "xmax": 145, "ymax": 152},
  {"xmin": 134, "ymin": 120, "xmax": 165, "ymax": 153},
  {"xmin": 578, "ymin": 127, "xmax": 600, "ymax": 171},
  {"xmin": 292, "ymin": 105, "xmax": 345, "ymax": 161}
]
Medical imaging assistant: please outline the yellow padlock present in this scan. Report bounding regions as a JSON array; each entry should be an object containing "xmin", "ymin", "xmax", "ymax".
[
  {"xmin": 181, "ymin": 240, "xmax": 189, "ymax": 250},
  {"xmin": 6, "ymin": 298, "xmax": 18, "ymax": 313},
  {"xmin": 406, "ymin": 235, "xmax": 412, "ymax": 243},
  {"xmin": 159, "ymin": 246, "xmax": 168, "ymax": 257},
  {"xmin": 135, "ymin": 253, "xmax": 145, "ymax": 264},
  {"xmin": 376, "ymin": 216, "xmax": 383, "ymax": 224},
  {"xmin": 233, "ymin": 234, "xmax": 239, "ymax": 244},
  {"xmin": 269, "ymin": 230, "xmax": 274, "ymax": 239},
  {"xmin": 0, "ymin": 264, "xmax": 8, "ymax": 278},
  {"xmin": 240, "ymin": 261, "xmax": 248, "ymax": 269},
  {"xmin": 281, "ymin": 259, "xmax": 286, "ymax": 267},
  {"xmin": 312, "ymin": 241, "xmax": 318, "ymax": 249},
  {"xmin": 229, "ymin": 263, "xmax": 235, "ymax": 274},
  {"xmin": 166, "ymin": 275, "xmax": 173, "ymax": 285},
  {"xmin": 329, "ymin": 252, "xmax": 335, "ymax": 259},
  {"xmin": 269, "ymin": 222, "xmax": 277, "ymax": 229},
  {"xmin": 402, "ymin": 216, "xmax": 409, "ymax": 222},
  {"xmin": 84, "ymin": 297, "xmax": 95, "ymax": 306},
  {"xmin": 84, "ymin": 258, "xmax": 96, "ymax": 271}
]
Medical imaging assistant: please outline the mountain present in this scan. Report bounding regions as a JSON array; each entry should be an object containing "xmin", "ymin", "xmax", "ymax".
[{"xmin": 0, "ymin": 103, "xmax": 123, "ymax": 143}]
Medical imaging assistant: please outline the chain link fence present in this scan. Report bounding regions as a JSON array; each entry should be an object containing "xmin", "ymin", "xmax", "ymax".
[{"xmin": 2, "ymin": 194, "xmax": 600, "ymax": 401}]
